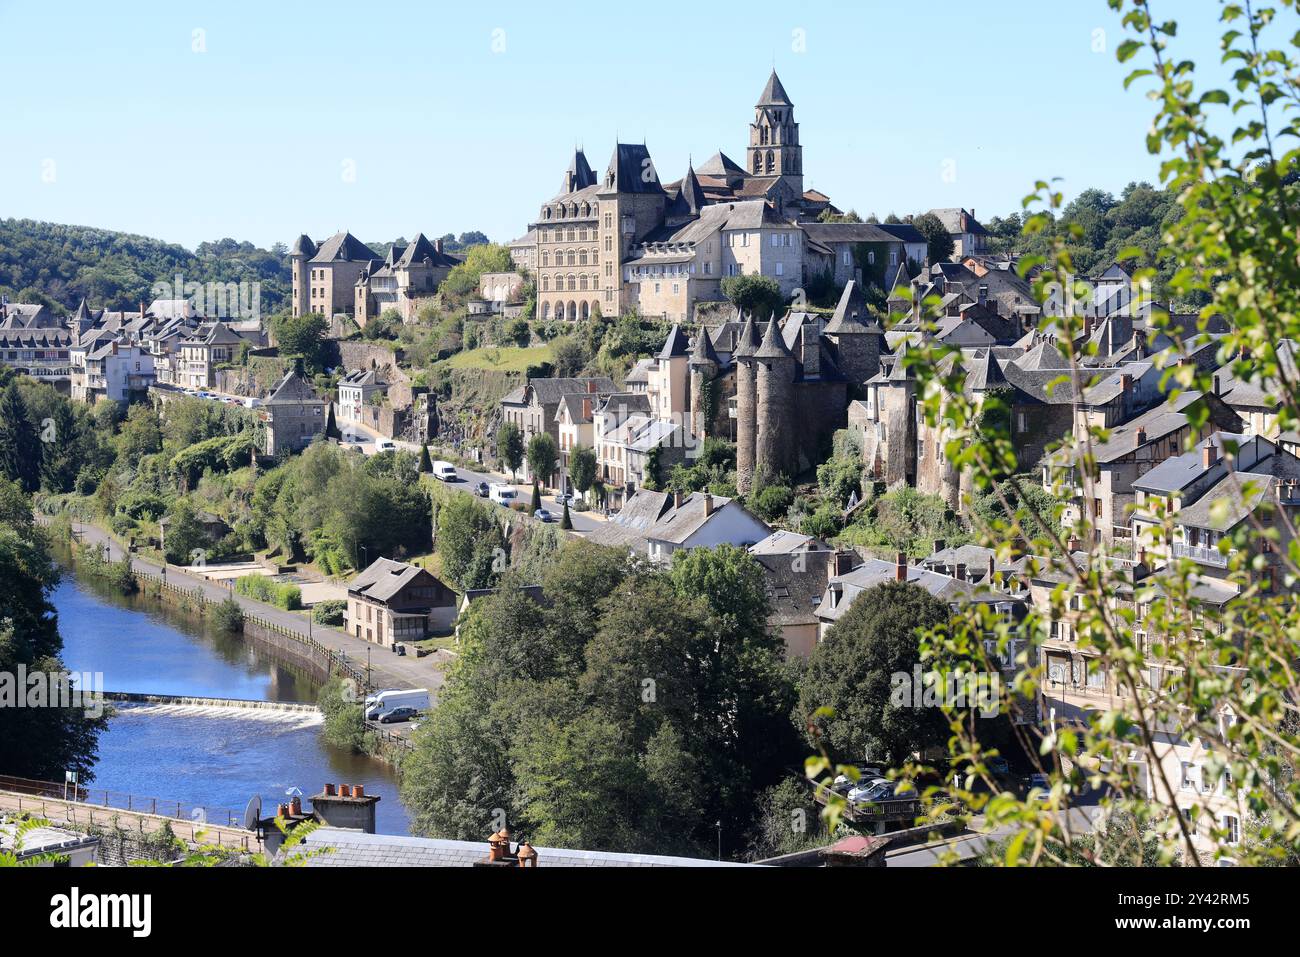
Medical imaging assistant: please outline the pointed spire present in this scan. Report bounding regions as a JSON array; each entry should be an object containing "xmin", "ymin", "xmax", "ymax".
[
  {"xmin": 757, "ymin": 70, "xmax": 792, "ymax": 107},
  {"xmin": 678, "ymin": 162, "xmax": 706, "ymax": 216},
  {"xmin": 689, "ymin": 325, "xmax": 720, "ymax": 366},
  {"xmin": 73, "ymin": 297, "xmax": 92, "ymax": 323},
  {"xmin": 753, "ymin": 316, "xmax": 793, "ymax": 359},
  {"xmin": 732, "ymin": 313, "xmax": 760, "ymax": 359},
  {"xmin": 824, "ymin": 281, "xmax": 874, "ymax": 335}
]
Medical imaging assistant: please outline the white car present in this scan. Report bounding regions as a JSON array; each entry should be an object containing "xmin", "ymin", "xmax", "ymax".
[
  {"xmin": 847, "ymin": 778, "xmax": 892, "ymax": 804},
  {"xmin": 375, "ymin": 440, "xmax": 397, "ymax": 453}
]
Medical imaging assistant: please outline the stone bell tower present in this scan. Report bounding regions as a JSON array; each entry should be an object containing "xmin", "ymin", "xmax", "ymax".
[{"xmin": 747, "ymin": 71, "xmax": 803, "ymax": 198}]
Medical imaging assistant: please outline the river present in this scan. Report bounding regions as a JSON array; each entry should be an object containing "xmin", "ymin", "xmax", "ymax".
[{"xmin": 52, "ymin": 565, "xmax": 412, "ymax": 836}]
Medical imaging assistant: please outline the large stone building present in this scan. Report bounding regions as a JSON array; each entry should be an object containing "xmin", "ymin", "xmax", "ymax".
[
  {"xmin": 513, "ymin": 71, "xmax": 839, "ymax": 325},
  {"xmin": 354, "ymin": 233, "xmax": 462, "ymax": 326},
  {"xmin": 263, "ymin": 366, "xmax": 326, "ymax": 456},
  {"xmin": 289, "ymin": 231, "xmax": 379, "ymax": 320}
]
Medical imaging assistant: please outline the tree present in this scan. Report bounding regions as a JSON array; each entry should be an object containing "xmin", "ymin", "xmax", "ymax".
[
  {"xmin": 497, "ymin": 422, "xmax": 524, "ymax": 480},
  {"xmin": 324, "ymin": 402, "xmax": 340, "ymax": 440},
  {"xmin": 270, "ymin": 312, "xmax": 327, "ymax": 369},
  {"xmin": 721, "ymin": 274, "xmax": 784, "ymax": 320},
  {"xmin": 526, "ymin": 432, "xmax": 558, "ymax": 488},
  {"xmin": 435, "ymin": 495, "xmax": 505, "ymax": 591},
  {"xmin": 162, "ymin": 499, "xmax": 208, "ymax": 565},
  {"xmin": 799, "ymin": 580, "xmax": 950, "ymax": 764},
  {"xmin": 38, "ymin": 401, "xmax": 77, "ymax": 494},
  {"xmin": 569, "ymin": 445, "xmax": 596, "ymax": 498},
  {"xmin": 530, "ymin": 480, "xmax": 541, "ymax": 514},
  {"xmin": 0, "ymin": 385, "xmax": 41, "ymax": 493},
  {"xmin": 117, "ymin": 403, "xmax": 163, "ymax": 460},
  {"xmin": 911, "ymin": 212, "xmax": 955, "ymax": 264},
  {"xmin": 561, "ymin": 500, "xmax": 572, "ymax": 530},
  {"xmin": 418, "ymin": 444, "xmax": 433, "ymax": 473},
  {"xmin": 551, "ymin": 336, "xmax": 588, "ymax": 378}
]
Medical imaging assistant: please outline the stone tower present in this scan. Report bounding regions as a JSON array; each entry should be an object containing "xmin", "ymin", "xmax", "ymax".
[
  {"xmin": 747, "ymin": 71, "xmax": 803, "ymax": 198},
  {"xmin": 753, "ymin": 316, "xmax": 797, "ymax": 482},
  {"xmin": 823, "ymin": 280, "xmax": 884, "ymax": 390},
  {"xmin": 596, "ymin": 144, "xmax": 666, "ymax": 317},
  {"xmin": 288, "ymin": 234, "xmax": 317, "ymax": 318},
  {"xmin": 688, "ymin": 325, "xmax": 721, "ymax": 440},
  {"xmin": 733, "ymin": 313, "xmax": 761, "ymax": 493}
]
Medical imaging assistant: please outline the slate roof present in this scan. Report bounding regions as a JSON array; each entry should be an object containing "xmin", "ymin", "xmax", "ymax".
[
  {"xmin": 658, "ymin": 324, "xmax": 690, "ymax": 359},
  {"xmin": 689, "ymin": 324, "xmax": 721, "ymax": 365},
  {"xmin": 928, "ymin": 207, "xmax": 989, "ymax": 236},
  {"xmin": 1132, "ymin": 433, "xmax": 1253, "ymax": 495},
  {"xmin": 1087, "ymin": 391, "xmax": 1217, "ymax": 464},
  {"xmin": 732, "ymin": 314, "xmax": 761, "ymax": 359},
  {"xmin": 757, "ymin": 70, "xmax": 792, "ymax": 106},
  {"xmin": 696, "ymin": 151, "xmax": 746, "ymax": 179},
  {"xmin": 823, "ymin": 280, "xmax": 879, "ymax": 335},
  {"xmin": 310, "ymin": 230, "xmax": 379, "ymax": 264},
  {"xmin": 753, "ymin": 551, "xmax": 833, "ymax": 628},
  {"xmin": 395, "ymin": 233, "xmax": 461, "ymax": 269},
  {"xmin": 290, "ymin": 235, "xmax": 318, "ymax": 258},
  {"xmin": 295, "ymin": 828, "xmax": 754, "ymax": 867},
  {"xmin": 749, "ymin": 530, "xmax": 831, "ymax": 555},
  {"xmin": 645, "ymin": 492, "xmax": 769, "ymax": 546},
  {"xmin": 753, "ymin": 317, "xmax": 794, "ymax": 360},
  {"xmin": 347, "ymin": 557, "xmax": 452, "ymax": 606},
  {"xmin": 265, "ymin": 369, "xmax": 322, "ymax": 405},
  {"xmin": 562, "ymin": 149, "xmax": 596, "ymax": 192},
  {"xmin": 816, "ymin": 559, "xmax": 1016, "ymax": 624},
  {"xmin": 526, "ymin": 376, "xmax": 617, "ymax": 406},
  {"xmin": 604, "ymin": 143, "xmax": 664, "ymax": 194}
]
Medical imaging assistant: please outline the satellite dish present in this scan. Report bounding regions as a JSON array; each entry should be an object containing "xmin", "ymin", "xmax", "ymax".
[{"xmin": 243, "ymin": 795, "xmax": 262, "ymax": 831}]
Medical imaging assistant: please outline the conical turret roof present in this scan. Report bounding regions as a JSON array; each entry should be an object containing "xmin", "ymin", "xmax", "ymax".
[
  {"xmin": 823, "ymin": 281, "xmax": 876, "ymax": 335},
  {"xmin": 689, "ymin": 325, "xmax": 720, "ymax": 366},
  {"xmin": 757, "ymin": 70, "xmax": 793, "ymax": 107},
  {"xmin": 752, "ymin": 316, "xmax": 794, "ymax": 360},
  {"xmin": 732, "ymin": 313, "xmax": 760, "ymax": 359},
  {"xmin": 658, "ymin": 323, "xmax": 690, "ymax": 359}
]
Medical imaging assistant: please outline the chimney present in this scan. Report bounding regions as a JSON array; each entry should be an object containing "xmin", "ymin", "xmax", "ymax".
[
  {"xmin": 801, "ymin": 324, "xmax": 820, "ymax": 377},
  {"xmin": 703, "ymin": 492, "xmax": 714, "ymax": 516},
  {"xmin": 1203, "ymin": 437, "xmax": 1218, "ymax": 468},
  {"xmin": 933, "ymin": 538, "xmax": 945, "ymax": 555},
  {"xmin": 895, "ymin": 551, "xmax": 907, "ymax": 582},
  {"xmin": 1067, "ymin": 535, "xmax": 1080, "ymax": 552},
  {"xmin": 673, "ymin": 490, "xmax": 684, "ymax": 509},
  {"xmin": 434, "ymin": 237, "xmax": 444, "ymax": 254},
  {"xmin": 587, "ymin": 379, "xmax": 598, "ymax": 393},
  {"xmin": 986, "ymin": 554, "xmax": 995, "ymax": 582},
  {"xmin": 955, "ymin": 563, "xmax": 967, "ymax": 582},
  {"xmin": 833, "ymin": 550, "xmax": 857, "ymax": 577},
  {"xmin": 308, "ymin": 782, "xmax": 380, "ymax": 834},
  {"xmin": 1120, "ymin": 374, "xmax": 1131, "ymax": 394},
  {"xmin": 1135, "ymin": 426, "xmax": 1146, "ymax": 446},
  {"xmin": 1212, "ymin": 373, "xmax": 1221, "ymax": 395}
]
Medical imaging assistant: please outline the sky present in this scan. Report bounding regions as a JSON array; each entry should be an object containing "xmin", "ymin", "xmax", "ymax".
[{"xmin": 0, "ymin": 0, "xmax": 1248, "ymax": 251}]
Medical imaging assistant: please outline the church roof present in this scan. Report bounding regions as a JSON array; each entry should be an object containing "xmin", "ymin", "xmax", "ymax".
[
  {"xmin": 753, "ymin": 317, "xmax": 794, "ymax": 360},
  {"xmin": 757, "ymin": 70, "xmax": 793, "ymax": 107},
  {"xmin": 696, "ymin": 151, "xmax": 746, "ymax": 179}
]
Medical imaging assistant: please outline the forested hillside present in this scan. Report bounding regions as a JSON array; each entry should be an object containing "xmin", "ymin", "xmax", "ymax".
[{"xmin": 0, "ymin": 218, "xmax": 293, "ymax": 315}]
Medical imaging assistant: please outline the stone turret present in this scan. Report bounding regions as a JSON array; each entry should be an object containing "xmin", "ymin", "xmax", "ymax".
[
  {"xmin": 823, "ymin": 280, "xmax": 883, "ymax": 388},
  {"xmin": 733, "ymin": 313, "xmax": 761, "ymax": 492},
  {"xmin": 753, "ymin": 316, "xmax": 796, "ymax": 482},
  {"xmin": 688, "ymin": 324, "xmax": 721, "ymax": 441},
  {"xmin": 288, "ymin": 234, "xmax": 317, "ymax": 318}
]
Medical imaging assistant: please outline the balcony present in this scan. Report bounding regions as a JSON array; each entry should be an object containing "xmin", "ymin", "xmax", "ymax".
[{"xmin": 1172, "ymin": 542, "xmax": 1230, "ymax": 567}]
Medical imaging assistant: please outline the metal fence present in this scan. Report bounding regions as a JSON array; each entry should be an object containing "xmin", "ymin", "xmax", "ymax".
[{"xmin": 0, "ymin": 774, "xmax": 248, "ymax": 830}]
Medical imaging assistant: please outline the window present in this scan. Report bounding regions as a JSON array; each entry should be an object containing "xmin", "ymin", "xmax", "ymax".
[
  {"xmin": 1180, "ymin": 762, "xmax": 1197, "ymax": 791},
  {"xmin": 843, "ymin": 249, "xmax": 852, "ymax": 266},
  {"xmin": 1222, "ymin": 814, "xmax": 1240, "ymax": 844},
  {"xmin": 775, "ymin": 262, "xmax": 783, "ymax": 277}
]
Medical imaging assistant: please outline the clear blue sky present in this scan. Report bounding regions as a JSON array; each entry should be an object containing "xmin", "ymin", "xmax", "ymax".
[{"xmin": 0, "ymin": 0, "xmax": 1241, "ymax": 251}]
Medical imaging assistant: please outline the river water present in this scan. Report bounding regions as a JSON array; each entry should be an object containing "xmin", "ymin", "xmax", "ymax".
[{"xmin": 52, "ymin": 566, "xmax": 411, "ymax": 835}]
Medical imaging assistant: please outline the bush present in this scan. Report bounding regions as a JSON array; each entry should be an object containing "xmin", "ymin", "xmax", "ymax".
[
  {"xmin": 234, "ymin": 574, "xmax": 302, "ymax": 610},
  {"xmin": 312, "ymin": 599, "xmax": 346, "ymax": 626},
  {"xmin": 211, "ymin": 596, "xmax": 244, "ymax": 633},
  {"xmin": 751, "ymin": 481, "xmax": 794, "ymax": 522}
]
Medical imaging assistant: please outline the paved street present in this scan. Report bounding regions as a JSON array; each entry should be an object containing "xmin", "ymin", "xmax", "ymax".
[{"xmin": 67, "ymin": 522, "xmax": 446, "ymax": 697}]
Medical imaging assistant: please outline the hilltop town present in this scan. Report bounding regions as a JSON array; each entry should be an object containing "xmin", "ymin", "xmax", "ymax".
[{"xmin": 0, "ymin": 65, "xmax": 1295, "ymax": 875}]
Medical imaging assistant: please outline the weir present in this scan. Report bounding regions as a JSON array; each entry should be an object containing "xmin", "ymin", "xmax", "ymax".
[{"xmin": 103, "ymin": 691, "xmax": 320, "ymax": 714}]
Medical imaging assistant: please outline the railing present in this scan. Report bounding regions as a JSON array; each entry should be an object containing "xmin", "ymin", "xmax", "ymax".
[
  {"xmin": 0, "ymin": 774, "xmax": 248, "ymax": 830},
  {"xmin": 1172, "ymin": 542, "xmax": 1230, "ymax": 567}
]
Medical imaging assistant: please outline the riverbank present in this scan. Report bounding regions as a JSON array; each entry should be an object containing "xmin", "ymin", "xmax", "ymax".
[{"xmin": 52, "ymin": 568, "xmax": 413, "ymax": 835}]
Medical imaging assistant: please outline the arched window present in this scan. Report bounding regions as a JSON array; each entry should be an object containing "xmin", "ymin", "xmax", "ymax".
[
  {"xmin": 568, "ymin": 300, "xmax": 577, "ymax": 320},
  {"xmin": 544, "ymin": 208, "xmax": 552, "ymax": 220},
  {"xmin": 541, "ymin": 251, "xmax": 550, "ymax": 267},
  {"xmin": 578, "ymin": 249, "xmax": 588, "ymax": 266},
  {"xmin": 766, "ymin": 150, "xmax": 774, "ymax": 173},
  {"xmin": 567, "ymin": 250, "xmax": 576, "ymax": 266},
  {"xmin": 541, "ymin": 275, "xmax": 550, "ymax": 292},
  {"xmin": 541, "ymin": 302, "xmax": 551, "ymax": 320},
  {"xmin": 580, "ymin": 301, "xmax": 590, "ymax": 320},
  {"xmin": 567, "ymin": 228, "xmax": 575, "ymax": 243},
  {"xmin": 568, "ymin": 274, "xmax": 577, "ymax": 291},
  {"xmin": 558, "ymin": 205, "xmax": 566, "ymax": 219},
  {"xmin": 579, "ymin": 275, "xmax": 588, "ymax": 291}
]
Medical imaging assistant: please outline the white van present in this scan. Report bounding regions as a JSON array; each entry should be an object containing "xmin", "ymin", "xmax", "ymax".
[
  {"xmin": 489, "ymin": 483, "xmax": 518, "ymax": 506},
  {"xmin": 432, "ymin": 461, "xmax": 458, "ymax": 482},
  {"xmin": 364, "ymin": 688, "xmax": 430, "ymax": 721}
]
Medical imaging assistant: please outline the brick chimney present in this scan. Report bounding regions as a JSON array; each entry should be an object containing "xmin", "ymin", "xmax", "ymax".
[
  {"xmin": 1120, "ymin": 373, "xmax": 1131, "ymax": 394},
  {"xmin": 986, "ymin": 554, "xmax": 995, "ymax": 582},
  {"xmin": 673, "ymin": 490, "xmax": 684, "ymax": 509},
  {"xmin": 955, "ymin": 563, "xmax": 967, "ymax": 582},
  {"xmin": 895, "ymin": 551, "xmax": 907, "ymax": 582},
  {"xmin": 1203, "ymin": 437, "xmax": 1218, "ymax": 468},
  {"xmin": 1135, "ymin": 426, "xmax": 1146, "ymax": 446},
  {"xmin": 833, "ymin": 550, "xmax": 857, "ymax": 577},
  {"xmin": 703, "ymin": 492, "xmax": 714, "ymax": 516},
  {"xmin": 434, "ymin": 237, "xmax": 444, "ymax": 254}
]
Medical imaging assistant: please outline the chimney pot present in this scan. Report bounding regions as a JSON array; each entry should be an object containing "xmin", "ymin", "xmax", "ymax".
[{"xmin": 351, "ymin": 784, "xmax": 365, "ymax": 798}]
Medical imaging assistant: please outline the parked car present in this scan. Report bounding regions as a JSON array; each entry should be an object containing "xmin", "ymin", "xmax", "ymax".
[
  {"xmin": 375, "ymin": 440, "xmax": 397, "ymax": 453},
  {"xmin": 379, "ymin": 706, "xmax": 420, "ymax": 724},
  {"xmin": 846, "ymin": 777, "xmax": 889, "ymax": 803},
  {"xmin": 432, "ymin": 461, "xmax": 458, "ymax": 482},
  {"xmin": 534, "ymin": 508, "xmax": 555, "ymax": 523},
  {"xmin": 553, "ymin": 492, "xmax": 576, "ymax": 507},
  {"xmin": 489, "ymin": 483, "xmax": 517, "ymax": 506},
  {"xmin": 473, "ymin": 481, "xmax": 490, "ymax": 498}
]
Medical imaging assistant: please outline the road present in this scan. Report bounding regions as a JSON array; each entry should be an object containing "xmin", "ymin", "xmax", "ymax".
[{"xmin": 67, "ymin": 522, "xmax": 446, "ymax": 697}]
